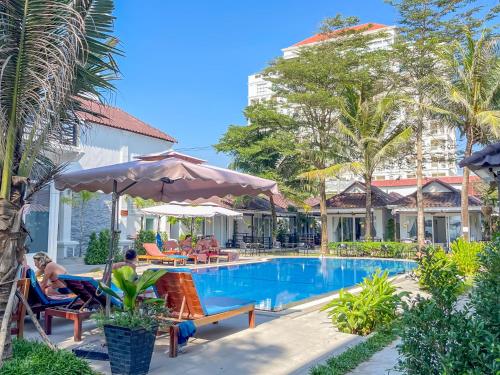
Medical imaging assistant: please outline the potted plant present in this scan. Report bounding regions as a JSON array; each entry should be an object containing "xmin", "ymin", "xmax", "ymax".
[{"xmin": 98, "ymin": 267, "xmax": 168, "ymax": 375}]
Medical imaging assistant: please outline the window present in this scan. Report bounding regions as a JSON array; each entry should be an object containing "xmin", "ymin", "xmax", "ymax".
[
  {"xmin": 256, "ymin": 83, "xmax": 267, "ymax": 95},
  {"xmin": 431, "ymin": 139, "xmax": 446, "ymax": 150},
  {"xmin": 374, "ymin": 175, "xmax": 386, "ymax": 181},
  {"xmin": 145, "ymin": 217, "xmax": 155, "ymax": 231}
]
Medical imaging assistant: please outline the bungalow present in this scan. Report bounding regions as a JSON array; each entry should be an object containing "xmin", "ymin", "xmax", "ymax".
[
  {"xmin": 388, "ymin": 179, "xmax": 483, "ymax": 245},
  {"xmin": 309, "ymin": 178, "xmax": 483, "ymax": 247},
  {"xmin": 318, "ymin": 182, "xmax": 399, "ymax": 242}
]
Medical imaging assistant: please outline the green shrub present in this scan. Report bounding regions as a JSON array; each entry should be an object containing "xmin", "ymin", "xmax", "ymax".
[
  {"xmin": 0, "ymin": 339, "xmax": 97, "ymax": 375},
  {"xmin": 321, "ymin": 270, "xmax": 408, "ymax": 335},
  {"xmin": 310, "ymin": 325, "xmax": 398, "ymax": 375},
  {"xmin": 397, "ymin": 237, "xmax": 500, "ymax": 375},
  {"xmin": 450, "ymin": 237, "xmax": 484, "ymax": 277},
  {"xmin": 470, "ymin": 236, "xmax": 500, "ymax": 332},
  {"xmin": 328, "ymin": 241, "xmax": 418, "ymax": 259},
  {"xmin": 134, "ymin": 229, "xmax": 156, "ymax": 255},
  {"xmin": 84, "ymin": 229, "xmax": 120, "ymax": 265},
  {"xmin": 416, "ymin": 246, "xmax": 463, "ymax": 296}
]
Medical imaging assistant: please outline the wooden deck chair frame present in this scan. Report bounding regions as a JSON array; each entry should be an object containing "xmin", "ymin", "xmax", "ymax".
[{"xmin": 155, "ymin": 272, "xmax": 255, "ymax": 357}]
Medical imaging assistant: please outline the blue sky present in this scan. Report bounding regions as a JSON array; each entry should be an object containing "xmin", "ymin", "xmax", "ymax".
[{"xmin": 111, "ymin": 1, "xmax": 400, "ymax": 166}]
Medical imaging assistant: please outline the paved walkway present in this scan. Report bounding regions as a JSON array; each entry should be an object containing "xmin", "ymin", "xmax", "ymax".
[{"xmin": 347, "ymin": 340, "xmax": 402, "ymax": 375}]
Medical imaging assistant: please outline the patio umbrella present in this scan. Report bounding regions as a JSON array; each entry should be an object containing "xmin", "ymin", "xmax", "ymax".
[
  {"xmin": 54, "ymin": 152, "xmax": 278, "ymax": 312},
  {"xmin": 141, "ymin": 201, "xmax": 243, "ymax": 218}
]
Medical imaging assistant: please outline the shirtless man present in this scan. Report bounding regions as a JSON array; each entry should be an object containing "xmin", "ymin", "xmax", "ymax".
[
  {"xmin": 113, "ymin": 249, "xmax": 138, "ymax": 272},
  {"xmin": 33, "ymin": 252, "xmax": 70, "ymax": 296}
]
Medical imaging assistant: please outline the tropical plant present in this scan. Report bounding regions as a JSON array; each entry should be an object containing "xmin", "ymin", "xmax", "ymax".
[
  {"xmin": 61, "ymin": 190, "xmax": 98, "ymax": 256},
  {"xmin": 134, "ymin": 230, "xmax": 157, "ymax": 255},
  {"xmin": 0, "ymin": 0, "xmax": 120, "ymax": 360},
  {"xmin": 387, "ymin": 0, "xmax": 478, "ymax": 249},
  {"xmin": 398, "ymin": 235, "xmax": 500, "ymax": 375},
  {"xmin": 97, "ymin": 266, "xmax": 168, "ymax": 330},
  {"xmin": 335, "ymin": 86, "xmax": 411, "ymax": 239},
  {"xmin": 321, "ymin": 270, "xmax": 408, "ymax": 335},
  {"xmin": 262, "ymin": 16, "xmax": 389, "ymax": 254},
  {"xmin": 215, "ymin": 103, "xmax": 306, "ymax": 243},
  {"xmin": 470, "ymin": 235, "xmax": 500, "ymax": 331},
  {"xmin": 450, "ymin": 237, "xmax": 484, "ymax": 277},
  {"xmin": 434, "ymin": 28, "xmax": 500, "ymax": 240},
  {"xmin": 416, "ymin": 247, "xmax": 464, "ymax": 296}
]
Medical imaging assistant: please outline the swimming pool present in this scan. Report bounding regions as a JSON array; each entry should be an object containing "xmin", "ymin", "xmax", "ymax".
[{"xmin": 191, "ymin": 257, "xmax": 416, "ymax": 311}]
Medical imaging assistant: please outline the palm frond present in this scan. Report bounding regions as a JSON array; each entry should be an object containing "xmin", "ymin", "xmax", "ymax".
[{"xmin": 0, "ymin": 0, "xmax": 120, "ymax": 199}]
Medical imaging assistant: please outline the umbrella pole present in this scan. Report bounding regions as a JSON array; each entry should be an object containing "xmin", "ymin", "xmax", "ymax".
[
  {"xmin": 104, "ymin": 180, "xmax": 119, "ymax": 316},
  {"xmin": 191, "ymin": 217, "xmax": 194, "ymax": 236}
]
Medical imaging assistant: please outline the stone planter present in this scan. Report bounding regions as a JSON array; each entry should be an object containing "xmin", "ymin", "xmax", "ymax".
[{"xmin": 104, "ymin": 324, "xmax": 157, "ymax": 375}]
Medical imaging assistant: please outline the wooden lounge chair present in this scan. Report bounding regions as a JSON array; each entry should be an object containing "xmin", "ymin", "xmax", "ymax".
[
  {"xmin": 155, "ymin": 270, "xmax": 255, "ymax": 357},
  {"xmin": 26, "ymin": 268, "xmax": 76, "ymax": 317},
  {"xmin": 138, "ymin": 243, "xmax": 188, "ymax": 266},
  {"xmin": 47, "ymin": 275, "xmax": 123, "ymax": 341},
  {"xmin": 11, "ymin": 278, "xmax": 30, "ymax": 339}
]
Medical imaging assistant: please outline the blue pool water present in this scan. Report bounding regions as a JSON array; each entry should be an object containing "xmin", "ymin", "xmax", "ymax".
[{"xmin": 191, "ymin": 257, "xmax": 416, "ymax": 311}]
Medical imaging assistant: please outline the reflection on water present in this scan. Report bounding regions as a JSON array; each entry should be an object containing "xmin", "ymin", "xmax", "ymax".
[{"xmin": 192, "ymin": 258, "xmax": 416, "ymax": 311}]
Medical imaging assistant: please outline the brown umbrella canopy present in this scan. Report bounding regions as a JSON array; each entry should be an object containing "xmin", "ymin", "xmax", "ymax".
[{"xmin": 54, "ymin": 155, "xmax": 279, "ymax": 200}]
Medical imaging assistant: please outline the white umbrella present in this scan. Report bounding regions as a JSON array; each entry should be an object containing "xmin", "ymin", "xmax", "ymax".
[{"xmin": 141, "ymin": 202, "xmax": 242, "ymax": 218}]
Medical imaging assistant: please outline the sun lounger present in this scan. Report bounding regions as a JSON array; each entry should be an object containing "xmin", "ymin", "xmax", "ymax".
[
  {"xmin": 11, "ymin": 278, "xmax": 29, "ymax": 339},
  {"xmin": 138, "ymin": 243, "xmax": 188, "ymax": 266},
  {"xmin": 155, "ymin": 270, "xmax": 255, "ymax": 357},
  {"xmin": 47, "ymin": 275, "xmax": 123, "ymax": 341},
  {"xmin": 26, "ymin": 268, "xmax": 75, "ymax": 317}
]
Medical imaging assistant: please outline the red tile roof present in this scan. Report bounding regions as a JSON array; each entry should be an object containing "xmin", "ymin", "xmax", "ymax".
[
  {"xmin": 390, "ymin": 180, "xmax": 482, "ymax": 208},
  {"xmin": 292, "ymin": 23, "xmax": 389, "ymax": 47},
  {"xmin": 78, "ymin": 99, "xmax": 176, "ymax": 143},
  {"xmin": 372, "ymin": 176, "xmax": 481, "ymax": 187}
]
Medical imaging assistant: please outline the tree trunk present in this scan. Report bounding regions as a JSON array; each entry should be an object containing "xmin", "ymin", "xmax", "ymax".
[
  {"xmin": 0, "ymin": 198, "xmax": 26, "ymax": 361},
  {"xmin": 461, "ymin": 134, "xmax": 474, "ymax": 242},
  {"xmin": 416, "ymin": 118, "xmax": 425, "ymax": 250},
  {"xmin": 365, "ymin": 176, "xmax": 373, "ymax": 240},
  {"xmin": 319, "ymin": 178, "xmax": 328, "ymax": 255},
  {"xmin": 269, "ymin": 195, "xmax": 277, "ymax": 246}
]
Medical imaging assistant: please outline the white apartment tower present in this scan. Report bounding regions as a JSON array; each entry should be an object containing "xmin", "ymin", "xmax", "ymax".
[{"xmin": 248, "ymin": 23, "xmax": 457, "ymax": 190}]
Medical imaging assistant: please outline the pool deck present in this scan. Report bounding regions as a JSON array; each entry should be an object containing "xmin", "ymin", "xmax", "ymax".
[{"xmin": 22, "ymin": 257, "xmax": 422, "ymax": 375}]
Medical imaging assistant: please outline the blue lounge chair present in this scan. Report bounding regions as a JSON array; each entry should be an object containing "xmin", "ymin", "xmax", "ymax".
[
  {"xmin": 155, "ymin": 270, "xmax": 255, "ymax": 357},
  {"xmin": 44, "ymin": 275, "xmax": 123, "ymax": 341},
  {"xmin": 58, "ymin": 274, "xmax": 123, "ymax": 310},
  {"xmin": 26, "ymin": 268, "xmax": 75, "ymax": 316}
]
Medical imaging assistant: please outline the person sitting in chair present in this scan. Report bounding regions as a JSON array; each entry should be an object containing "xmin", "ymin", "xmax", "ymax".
[
  {"xmin": 179, "ymin": 234, "xmax": 194, "ymax": 254},
  {"xmin": 209, "ymin": 235, "xmax": 220, "ymax": 255},
  {"xmin": 113, "ymin": 249, "xmax": 138, "ymax": 272},
  {"xmin": 33, "ymin": 252, "xmax": 70, "ymax": 296}
]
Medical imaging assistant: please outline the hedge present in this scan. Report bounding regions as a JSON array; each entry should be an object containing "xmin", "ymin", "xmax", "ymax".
[{"xmin": 328, "ymin": 241, "xmax": 418, "ymax": 259}]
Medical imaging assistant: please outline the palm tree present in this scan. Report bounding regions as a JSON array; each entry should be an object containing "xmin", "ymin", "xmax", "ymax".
[
  {"xmin": 0, "ymin": 0, "xmax": 119, "ymax": 360},
  {"xmin": 335, "ymin": 86, "xmax": 411, "ymax": 239},
  {"xmin": 435, "ymin": 28, "xmax": 499, "ymax": 240}
]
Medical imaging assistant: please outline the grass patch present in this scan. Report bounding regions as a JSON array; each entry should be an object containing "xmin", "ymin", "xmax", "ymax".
[
  {"xmin": 0, "ymin": 339, "xmax": 98, "ymax": 375},
  {"xmin": 309, "ymin": 327, "xmax": 397, "ymax": 375}
]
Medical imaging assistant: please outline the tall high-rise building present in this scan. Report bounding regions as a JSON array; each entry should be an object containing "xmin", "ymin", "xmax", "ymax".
[{"xmin": 248, "ymin": 23, "xmax": 457, "ymax": 192}]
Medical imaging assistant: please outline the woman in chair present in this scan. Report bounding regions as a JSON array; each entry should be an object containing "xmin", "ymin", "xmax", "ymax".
[
  {"xmin": 179, "ymin": 234, "xmax": 194, "ymax": 255},
  {"xmin": 33, "ymin": 252, "xmax": 70, "ymax": 296}
]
